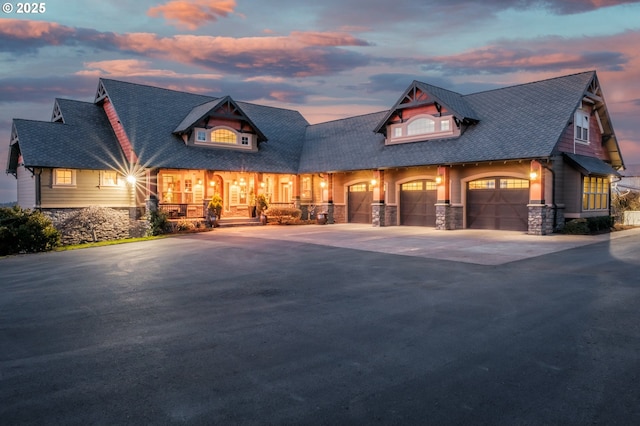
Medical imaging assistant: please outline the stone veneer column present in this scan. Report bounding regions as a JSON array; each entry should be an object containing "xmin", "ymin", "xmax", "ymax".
[
  {"xmin": 372, "ymin": 203, "xmax": 385, "ymax": 227},
  {"xmin": 435, "ymin": 203, "xmax": 461, "ymax": 230},
  {"xmin": 528, "ymin": 204, "xmax": 555, "ymax": 235}
]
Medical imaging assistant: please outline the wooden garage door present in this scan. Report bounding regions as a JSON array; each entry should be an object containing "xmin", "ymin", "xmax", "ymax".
[
  {"xmin": 400, "ymin": 180, "xmax": 437, "ymax": 226},
  {"xmin": 348, "ymin": 183, "xmax": 372, "ymax": 223},
  {"xmin": 467, "ymin": 178, "xmax": 529, "ymax": 231}
]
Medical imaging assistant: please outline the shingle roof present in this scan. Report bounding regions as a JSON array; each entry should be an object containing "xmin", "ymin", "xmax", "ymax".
[
  {"xmin": 100, "ymin": 79, "xmax": 309, "ymax": 173},
  {"xmin": 299, "ymin": 71, "xmax": 597, "ymax": 172},
  {"xmin": 13, "ymin": 99, "xmax": 124, "ymax": 170},
  {"xmin": 564, "ymin": 152, "xmax": 620, "ymax": 177}
]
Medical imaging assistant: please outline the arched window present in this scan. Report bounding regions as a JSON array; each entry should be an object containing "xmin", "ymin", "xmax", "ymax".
[
  {"xmin": 211, "ymin": 128, "xmax": 237, "ymax": 144},
  {"xmin": 407, "ymin": 117, "xmax": 435, "ymax": 136}
]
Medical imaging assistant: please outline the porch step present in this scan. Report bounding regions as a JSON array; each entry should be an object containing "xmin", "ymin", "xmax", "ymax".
[{"xmin": 217, "ymin": 218, "xmax": 262, "ymax": 228}]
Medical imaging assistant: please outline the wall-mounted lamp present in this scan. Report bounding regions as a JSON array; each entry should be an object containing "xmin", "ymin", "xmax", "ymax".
[
  {"xmin": 371, "ymin": 178, "xmax": 377, "ymax": 186},
  {"xmin": 435, "ymin": 175, "xmax": 443, "ymax": 184},
  {"xmin": 197, "ymin": 179, "xmax": 202, "ymax": 185},
  {"xmin": 209, "ymin": 181, "xmax": 215, "ymax": 187},
  {"xmin": 288, "ymin": 181, "xmax": 293, "ymax": 186},
  {"xmin": 260, "ymin": 182, "xmax": 265, "ymax": 188},
  {"xmin": 320, "ymin": 180, "xmax": 326, "ymax": 188},
  {"xmin": 126, "ymin": 175, "xmax": 136, "ymax": 185},
  {"xmin": 529, "ymin": 171, "xmax": 538, "ymax": 180}
]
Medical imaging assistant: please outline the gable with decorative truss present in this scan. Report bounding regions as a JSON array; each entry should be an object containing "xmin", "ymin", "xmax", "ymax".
[
  {"xmin": 174, "ymin": 96, "xmax": 267, "ymax": 152},
  {"xmin": 374, "ymin": 81, "xmax": 479, "ymax": 146}
]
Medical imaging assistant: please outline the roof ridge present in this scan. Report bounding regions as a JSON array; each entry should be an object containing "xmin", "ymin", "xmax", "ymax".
[
  {"xmin": 99, "ymin": 78, "xmax": 217, "ymax": 99},
  {"xmin": 464, "ymin": 70, "xmax": 595, "ymax": 97},
  {"xmin": 311, "ymin": 110, "xmax": 389, "ymax": 126}
]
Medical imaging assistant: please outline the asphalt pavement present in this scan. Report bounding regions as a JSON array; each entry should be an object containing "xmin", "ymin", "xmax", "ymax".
[{"xmin": 1, "ymin": 226, "xmax": 639, "ymax": 425}]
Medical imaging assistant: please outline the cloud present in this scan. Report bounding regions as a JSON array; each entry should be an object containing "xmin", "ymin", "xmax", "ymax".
[
  {"xmin": 75, "ymin": 59, "xmax": 223, "ymax": 79},
  {"xmin": 420, "ymin": 33, "xmax": 636, "ymax": 76},
  {"xmin": 0, "ymin": 76, "xmax": 96, "ymax": 103},
  {"xmin": 0, "ymin": 20, "xmax": 372, "ymax": 77},
  {"xmin": 147, "ymin": 0, "xmax": 237, "ymax": 30}
]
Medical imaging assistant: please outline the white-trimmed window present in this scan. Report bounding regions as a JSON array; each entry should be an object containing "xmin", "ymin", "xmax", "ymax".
[
  {"xmin": 53, "ymin": 169, "xmax": 75, "ymax": 187},
  {"xmin": 575, "ymin": 110, "xmax": 589, "ymax": 143},
  {"xmin": 101, "ymin": 170, "xmax": 119, "ymax": 187},
  {"xmin": 388, "ymin": 114, "xmax": 455, "ymax": 144},
  {"xmin": 194, "ymin": 126, "xmax": 254, "ymax": 149}
]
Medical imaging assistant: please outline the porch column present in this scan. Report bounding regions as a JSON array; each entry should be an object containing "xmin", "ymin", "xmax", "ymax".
[
  {"xmin": 435, "ymin": 166, "xmax": 454, "ymax": 230},
  {"xmin": 293, "ymin": 175, "xmax": 301, "ymax": 209},
  {"xmin": 145, "ymin": 168, "xmax": 159, "ymax": 213},
  {"xmin": 372, "ymin": 170, "xmax": 386, "ymax": 227},
  {"xmin": 528, "ymin": 160, "xmax": 553, "ymax": 235},
  {"xmin": 326, "ymin": 173, "xmax": 335, "ymax": 224}
]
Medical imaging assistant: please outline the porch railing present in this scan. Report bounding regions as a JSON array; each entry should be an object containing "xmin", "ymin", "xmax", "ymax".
[{"xmin": 159, "ymin": 203, "xmax": 206, "ymax": 219}]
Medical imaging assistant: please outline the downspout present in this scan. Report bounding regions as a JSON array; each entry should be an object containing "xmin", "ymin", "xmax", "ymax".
[{"xmin": 539, "ymin": 161, "xmax": 557, "ymax": 230}]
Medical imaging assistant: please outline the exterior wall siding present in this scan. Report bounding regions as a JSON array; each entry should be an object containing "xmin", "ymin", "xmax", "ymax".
[
  {"xmin": 555, "ymin": 105, "xmax": 609, "ymax": 161},
  {"xmin": 17, "ymin": 165, "xmax": 36, "ymax": 209},
  {"xmin": 40, "ymin": 168, "xmax": 133, "ymax": 209}
]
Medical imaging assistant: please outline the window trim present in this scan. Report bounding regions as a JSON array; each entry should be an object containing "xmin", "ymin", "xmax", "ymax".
[
  {"xmin": 582, "ymin": 176, "xmax": 609, "ymax": 211},
  {"xmin": 53, "ymin": 168, "xmax": 76, "ymax": 187},
  {"xmin": 387, "ymin": 114, "xmax": 455, "ymax": 144},
  {"xmin": 193, "ymin": 126, "xmax": 254, "ymax": 150},
  {"xmin": 100, "ymin": 170, "xmax": 120, "ymax": 187},
  {"xmin": 574, "ymin": 110, "xmax": 590, "ymax": 145}
]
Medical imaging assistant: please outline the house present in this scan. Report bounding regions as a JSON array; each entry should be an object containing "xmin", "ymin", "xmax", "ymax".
[{"xmin": 6, "ymin": 70, "xmax": 624, "ymax": 235}]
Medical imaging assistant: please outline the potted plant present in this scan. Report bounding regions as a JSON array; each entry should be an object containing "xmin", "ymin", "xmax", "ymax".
[
  {"xmin": 207, "ymin": 195, "xmax": 223, "ymax": 227},
  {"xmin": 256, "ymin": 194, "xmax": 269, "ymax": 224}
]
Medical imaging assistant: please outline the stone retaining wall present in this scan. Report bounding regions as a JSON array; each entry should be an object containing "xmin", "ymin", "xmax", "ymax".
[{"xmin": 43, "ymin": 206, "xmax": 149, "ymax": 246}]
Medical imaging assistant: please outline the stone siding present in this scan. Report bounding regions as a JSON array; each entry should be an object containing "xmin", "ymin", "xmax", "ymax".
[
  {"xmin": 528, "ymin": 205, "xmax": 557, "ymax": 235},
  {"xmin": 44, "ymin": 206, "xmax": 149, "ymax": 245},
  {"xmin": 435, "ymin": 204, "xmax": 463, "ymax": 230}
]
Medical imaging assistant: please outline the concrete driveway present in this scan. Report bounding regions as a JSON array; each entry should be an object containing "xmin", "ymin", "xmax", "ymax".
[
  {"xmin": 219, "ymin": 223, "xmax": 640, "ymax": 265},
  {"xmin": 2, "ymin": 225, "xmax": 640, "ymax": 424}
]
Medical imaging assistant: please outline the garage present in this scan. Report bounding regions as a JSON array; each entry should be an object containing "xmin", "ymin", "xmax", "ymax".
[
  {"xmin": 467, "ymin": 178, "xmax": 529, "ymax": 231},
  {"xmin": 348, "ymin": 183, "xmax": 372, "ymax": 223},
  {"xmin": 400, "ymin": 180, "xmax": 437, "ymax": 226}
]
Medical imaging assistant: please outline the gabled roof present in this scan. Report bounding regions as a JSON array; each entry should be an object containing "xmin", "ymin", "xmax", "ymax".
[
  {"xmin": 10, "ymin": 99, "xmax": 125, "ymax": 171},
  {"xmin": 300, "ymin": 71, "xmax": 604, "ymax": 173},
  {"xmin": 373, "ymin": 80, "xmax": 479, "ymax": 134},
  {"xmin": 173, "ymin": 96, "xmax": 268, "ymax": 143},
  {"xmin": 98, "ymin": 78, "xmax": 308, "ymax": 173}
]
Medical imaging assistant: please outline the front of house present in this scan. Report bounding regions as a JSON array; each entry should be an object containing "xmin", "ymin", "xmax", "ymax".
[{"xmin": 6, "ymin": 71, "xmax": 624, "ymax": 234}]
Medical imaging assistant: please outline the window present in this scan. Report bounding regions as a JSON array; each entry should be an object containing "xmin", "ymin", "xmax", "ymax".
[
  {"xmin": 388, "ymin": 114, "xmax": 455, "ymax": 144},
  {"xmin": 583, "ymin": 176, "xmax": 609, "ymax": 210},
  {"xmin": 500, "ymin": 179, "xmax": 529, "ymax": 189},
  {"xmin": 54, "ymin": 169, "xmax": 75, "ymax": 186},
  {"xmin": 407, "ymin": 118, "xmax": 435, "ymax": 136},
  {"xmin": 196, "ymin": 130, "xmax": 206, "ymax": 142},
  {"xmin": 241, "ymin": 136, "xmax": 249, "ymax": 145},
  {"xmin": 101, "ymin": 171, "xmax": 119, "ymax": 187},
  {"xmin": 468, "ymin": 179, "xmax": 495, "ymax": 190},
  {"xmin": 401, "ymin": 181, "xmax": 423, "ymax": 191},
  {"xmin": 575, "ymin": 110, "xmax": 589, "ymax": 143},
  {"xmin": 349, "ymin": 183, "xmax": 369, "ymax": 192},
  {"xmin": 211, "ymin": 129, "xmax": 236, "ymax": 144}
]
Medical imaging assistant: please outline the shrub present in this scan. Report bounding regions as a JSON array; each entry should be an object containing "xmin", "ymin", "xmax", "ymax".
[
  {"xmin": 0, "ymin": 206, "xmax": 60, "ymax": 255},
  {"xmin": 148, "ymin": 209, "xmax": 169, "ymax": 236},
  {"xmin": 176, "ymin": 218, "xmax": 195, "ymax": 231},
  {"xmin": 562, "ymin": 219, "xmax": 590, "ymax": 235},
  {"xmin": 563, "ymin": 216, "xmax": 613, "ymax": 235},
  {"xmin": 265, "ymin": 207, "xmax": 302, "ymax": 224}
]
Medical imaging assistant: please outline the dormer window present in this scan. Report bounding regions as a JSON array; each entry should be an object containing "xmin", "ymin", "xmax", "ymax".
[
  {"xmin": 194, "ymin": 126, "xmax": 255, "ymax": 150},
  {"xmin": 575, "ymin": 110, "xmax": 589, "ymax": 144},
  {"xmin": 387, "ymin": 114, "xmax": 457, "ymax": 145}
]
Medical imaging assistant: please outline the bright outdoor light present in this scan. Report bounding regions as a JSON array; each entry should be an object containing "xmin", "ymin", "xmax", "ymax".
[{"xmin": 126, "ymin": 175, "xmax": 136, "ymax": 185}]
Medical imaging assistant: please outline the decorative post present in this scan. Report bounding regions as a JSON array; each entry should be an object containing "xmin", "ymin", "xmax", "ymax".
[
  {"xmin": 372, "ymin": 170, "xmax": 386, "ymax": 226},
  {"xmin": 435, "ymin": 166, "xmax": 455, "ymax": 230},
  {"xmin": 527, "ymin": 160, "xmax": 552, "ymax": 235}
]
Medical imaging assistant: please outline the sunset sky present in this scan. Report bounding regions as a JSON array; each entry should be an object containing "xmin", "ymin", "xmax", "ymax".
[{"xmin": 1, "ymin": 0, "xmax": 640, "ymax": 202}]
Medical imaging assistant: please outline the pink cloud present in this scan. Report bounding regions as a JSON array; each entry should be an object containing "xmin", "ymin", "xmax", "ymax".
[
  {"xmin": 75, "ymin": 59, "xmax": 222, "ymax": 79},
  {"xmin": 147, "ymin": 0, "xmax": 236, "ymax": 30}
]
